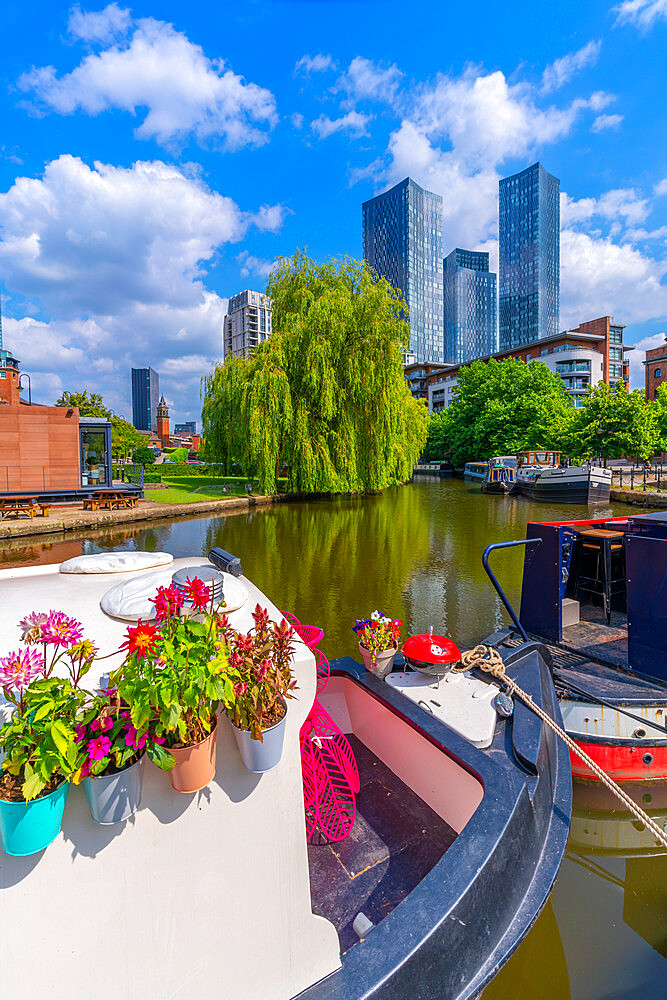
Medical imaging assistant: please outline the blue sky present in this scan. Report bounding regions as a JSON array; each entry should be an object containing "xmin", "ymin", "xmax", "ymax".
[{"xmin": 0, "ymin": 0, "xmax": 666, "ymax": 423}]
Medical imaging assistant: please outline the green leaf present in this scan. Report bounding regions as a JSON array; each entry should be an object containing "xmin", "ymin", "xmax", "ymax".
[
  {"xmin": 50, "ymin": 720, "xmax": 71, "ymax": 757},
  {"xmin": 22, "ymin": 766, "xmax": 46, "ymax": 802}
]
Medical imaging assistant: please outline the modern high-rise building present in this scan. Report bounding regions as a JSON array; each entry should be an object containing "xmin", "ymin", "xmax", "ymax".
[
  {"xmin": 443, "ymin": 249, "xmax": 497, "ymax": 364},
  {"xmin": 131, "ymin": 367, "xmax": 159, "ymax": 432},
  {"xmin": 362, "ymin": 177, "xmax": 444, "ymax": 363},
  {"xmin": 499, "ymin": 162, "xmax": 560, "ymax": 352},
  {"xmin": 174, "ymin": 421, "xmax": 196, "ymax": 434},
  {"xmin": 223, "ymin": 290, "xmax": 272, "ymax": 359}
]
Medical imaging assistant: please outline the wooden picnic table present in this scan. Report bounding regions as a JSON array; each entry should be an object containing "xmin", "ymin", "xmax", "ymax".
[
  {"xmin": 82, "ymin": 490, "xmax": 139, "ymax": 512},
  {"xmin": 0, "ymin": 496, "xmax": 50, "ymax": 519}
]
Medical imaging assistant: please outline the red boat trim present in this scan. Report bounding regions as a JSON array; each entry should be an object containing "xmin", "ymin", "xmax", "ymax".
[{"xmin": 570, "ymin": 736, "xmax": 667, "ymax": 782}]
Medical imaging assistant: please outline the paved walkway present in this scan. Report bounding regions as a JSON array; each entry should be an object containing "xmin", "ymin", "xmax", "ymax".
[{"xmin": 0, "ymin": 493, "xmax": 295, "ymax": 540}]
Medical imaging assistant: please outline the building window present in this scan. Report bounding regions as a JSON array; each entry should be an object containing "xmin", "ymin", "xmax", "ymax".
[
  {"xmin": 609, "ymin": 347, "xmax": 623, "ymax": 361},
  {"xmin": 655, "ymin": 368, "xmax": 662, "ymax": 379}
]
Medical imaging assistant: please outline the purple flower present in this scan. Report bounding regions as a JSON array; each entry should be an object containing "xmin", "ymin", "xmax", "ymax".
[
  {"xmin": 124, "ymin": 725, "xmax": 147, "ymax": 752},
  {"xmin": 91, "ymin": 716, "xmax": 113, "ymax": 734},
  {"xmin": 74, "ymin": 723, "xmax": 87, "ymax": 743},
  {"xmin": 41, "ymin": 611, "xmax": 84, "ymax": 649},
  {"xmin": 0, "ymin": 648, "xmax": 46, "ymax": 690}
]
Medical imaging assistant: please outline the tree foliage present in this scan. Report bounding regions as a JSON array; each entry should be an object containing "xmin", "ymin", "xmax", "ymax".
[
  {"xmin": 202, "ymin": 251, "xmax": 428, "ymax": 494},
  {"xmin": 435, "ymin": 359, "xmax": 573, "ymax": 468},
  {"xmin": 55, "ymin": 390, "xmax": 111, "ymax": 418},
  {"xmin": 132, "ymin": 446, "xmax": 157, "ymax": 466},
  {"xmin": 111, "ymin": 416, "xmax": 146, "ymax": 460},
  {"xmin": 566, "ymin": 382, "xmax": 660, "ymax": 463},
  {"xmin": 422, "ymin": 412, "xmax": 450, "ymax": 462}
]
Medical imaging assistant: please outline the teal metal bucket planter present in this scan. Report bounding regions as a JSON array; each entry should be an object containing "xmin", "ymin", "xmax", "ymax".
[
  {"xmin": 83, "ymin": 755, "xmax": 145, "ymax": 825},
  {"xmin": 0, "ymin": 781, "xmax": 69, "ymax": 857},
  {"xmin": 232, "ymin": 709, "xmax": 287, "ymax": 773}
]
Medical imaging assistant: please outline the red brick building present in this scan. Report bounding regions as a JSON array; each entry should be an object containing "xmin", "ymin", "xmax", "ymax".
[
  {"xmin": 644, "ymin": 339, "xmax": 667, "ymax": 401},
  {"xmin": 157, "ymin": 394, "xmax": 170, "ymax": 449}
]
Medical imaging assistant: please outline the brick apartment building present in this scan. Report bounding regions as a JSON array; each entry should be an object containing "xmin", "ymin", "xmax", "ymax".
[
  {"xmin": 422, "ymin": 317, "xmax": 631, "ymax": 414},
  {"xmin": 644, "ymin": 339, "xmax": 667, "ymax": 401}
]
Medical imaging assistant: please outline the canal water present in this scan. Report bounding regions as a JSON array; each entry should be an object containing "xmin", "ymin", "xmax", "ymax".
[{"xmin": 3, "ymin": 477, "xmax": 666, "ymax": 997}]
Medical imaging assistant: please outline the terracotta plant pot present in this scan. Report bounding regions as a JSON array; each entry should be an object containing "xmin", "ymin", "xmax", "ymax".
[
  {"xmin": 359, "ymin": 642, "xmax": 397, "ymax": 679},
  {"xmin": 168, "ymin": 717, "xmax": 218, "ymax": 793},
  {"xmin": 232, "ymin": 703, "xmax": 287, "ymax": 773}
]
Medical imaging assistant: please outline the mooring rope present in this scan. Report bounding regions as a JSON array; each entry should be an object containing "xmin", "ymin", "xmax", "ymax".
[{"xmin": 454, "ymin": 644, "xmax": 667, "ymax": 850}]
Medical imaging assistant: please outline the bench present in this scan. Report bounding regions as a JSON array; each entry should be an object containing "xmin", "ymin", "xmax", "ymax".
[
  {"xmin": 83, "ymin": 491, "xmax": 139, "ymax": 512},
  {"xmin": 0, "ymin": 496, "xmax": 50, "ymax": 519}
]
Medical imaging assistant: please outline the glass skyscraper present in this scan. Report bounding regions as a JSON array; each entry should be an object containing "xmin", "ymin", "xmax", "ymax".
[
  {"xmin": 499, "ymin": 162, "xmax": 560, "ymax": 351},
  {"xmin": 131, "ymin": 367, "xmax": 159, "ymax": 432},
  {"xmin": 443, "ymin": 249, "xmax": 497, "ymax": 364},
  {"xmin": 362, "ymin": 177, "xmax": 444, "ymax": 362}
]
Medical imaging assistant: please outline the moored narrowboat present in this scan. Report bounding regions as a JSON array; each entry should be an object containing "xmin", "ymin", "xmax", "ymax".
[{"xmin": 516, "ymin": 451, "xmax": 611, "ymax": 504}]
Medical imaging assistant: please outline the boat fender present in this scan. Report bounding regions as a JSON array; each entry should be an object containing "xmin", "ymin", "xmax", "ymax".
[
  {"xmin": 353, "ymin": 913, "xmax": 374, "ymax": 939},
  {"xmin": 494, "ymin": 692, "xmax": 514, "ymax": 718}
]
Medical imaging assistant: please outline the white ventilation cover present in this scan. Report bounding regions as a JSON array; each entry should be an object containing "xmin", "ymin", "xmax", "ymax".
[
  {"xmin": 101, "ymin": 567, "xmax": 249, "ymax": 622},
  {"xmin": 60, "ymin": 552, "xmax": 174, "ymax": 574}
]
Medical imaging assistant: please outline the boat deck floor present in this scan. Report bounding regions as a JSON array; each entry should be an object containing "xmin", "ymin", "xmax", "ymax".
[
  {"xmin": 307, "ymin": 735, "xmax": 457, "ymax": 953},
  {"xmin": 561, "ymin": 605, "xmax": 628, "ymax": 669}
]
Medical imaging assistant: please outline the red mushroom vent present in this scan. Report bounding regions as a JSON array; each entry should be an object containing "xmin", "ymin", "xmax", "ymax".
[{"xmin": 401, "ymin": 634, "xmax": 461, "ymax": 676}]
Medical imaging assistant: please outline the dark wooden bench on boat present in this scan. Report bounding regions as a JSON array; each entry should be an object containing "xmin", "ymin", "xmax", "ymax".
[
  {"xmin": 82, "ymin": 491, "xmax": 139, "ymax": 512},
  {"xmin": 0, "ymin": 496, "xmax": 50, "ymax": 519}
]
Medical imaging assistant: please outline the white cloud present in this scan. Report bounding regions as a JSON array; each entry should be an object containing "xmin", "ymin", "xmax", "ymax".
[
  {"xmin": 335, "ymin": 57, "xmax": 402, "ymax": 108},
  {"xmin": 294, "ymin": 53, "xmax": 335, "ymax": 75},
  {"xmin": 18, "ymin": 12, "xmax": 277, "ymax": 151},
  {"xmin": 615, "ymin": 0, "xmax": 667, "ymax": 29},
  {"xmin": 592, "ymin": 113, "xmax": 624, "ymax": 132},
  {"xmin": 0, "ymin": 156, "xmax": 284, "ymax": 420},
  {"xmin": 68, "ymin": 3, "xmax": 131, "ymax": 44},
  {"xmin": 627, "ymin": 333, "xmax": 667, "ymax": 389},
  {"xmin": 311, "ymin": 110, "xmax": 371, "ymax": 140},
  {"xmin": 236, "ymin": 251, "xmax": 275, "ymax": 280},
  {"xmin": 561, "ymin": 187, "xmax": 649, "ymax": 225},
  {"xmin": 655, "ymin": 178, "xmax": 667, "ymax": 196},
  {"xmin": 542, "ymin": 40, "xmax": 601, "ymax": 93},
  {"xmin": 560, "ymin": 229, "xmax": 667, "ymax": 328},
  {"xmin": 291, "ymin": 112, "xmax": 304, "ymax": 129}
]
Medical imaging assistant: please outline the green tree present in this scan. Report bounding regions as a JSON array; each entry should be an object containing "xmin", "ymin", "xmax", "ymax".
[
  {"xmin": 201, "ymin": 250, "xmax": 428, "ymax": 494},
  {"xmin": 132, "ymin": 446, "xmax": 157, "ymax": 466},
  {"xmin": 437, "ymin": 359, "xmax": 573, "ymax": 468},
  {"xmin": 111, "ymin": 416, "xmax": 146, "ymax": 461},
  {"xmin": 422, "ymin": 412, "xmax": 450, "ymax": 462},
  {"xmin": 654, "ymin": 384, "xmax": 667, "ymax": 455},
  {"xmin": 55, "ymin": 390, "xmax": 111, "ymax": 417},
  {"xmin": 566, "ymin": 382, "xmax": 659, "ymax": 464}
]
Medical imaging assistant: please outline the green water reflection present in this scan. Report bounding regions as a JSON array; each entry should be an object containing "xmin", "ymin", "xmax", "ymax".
[{"xmin": 4, "ymin": 477, "xmax": 666, "ymax": 998}]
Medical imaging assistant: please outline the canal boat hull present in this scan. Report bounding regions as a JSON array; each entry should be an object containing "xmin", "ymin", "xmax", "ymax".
[{"xmin": 517, "ymin": 466, "xmax": 611, "ymax": 504}]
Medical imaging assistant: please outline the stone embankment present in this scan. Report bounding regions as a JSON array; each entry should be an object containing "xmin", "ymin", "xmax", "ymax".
[
  {"xmin": 610, "ymin": 488, "xmax": 667, "ymax": 507},
  {"xmin": 0, "ymin": 493, "xmax": 299, "ymax": 541}
]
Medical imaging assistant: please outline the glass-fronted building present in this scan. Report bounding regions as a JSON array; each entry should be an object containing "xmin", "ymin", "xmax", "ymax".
[
  {"xmin": 362, "ymin": 177, "xmax": 444, "ymax": 362},
  {"xmin": 223, "ymin": 290, "xmax": 272, "ymax": 359},
  {"xmin": 443, "ymin": 249, "xmax": 497, "ymax": 364},
  {"xmin": 131, "ymin": 367, "xmax": 159, "ymax": 432},
  {"xmin": 499, "ymin": 162, "xmax": 560, "ymax": 351}
]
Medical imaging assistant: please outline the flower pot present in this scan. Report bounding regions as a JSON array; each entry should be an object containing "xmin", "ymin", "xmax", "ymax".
[
  {"xmin": 168, "ymin": 717, "xmax": 218, "ymax": 793},
  {"xmin": 359, "ymin": 642, "xmax": 397, "ymax": 679},
  {"xmin": 232, "ymin": 709, "xmax": 287, "ymax": 774},
  {"xmin": 0, "ymin": 781, "xmax": 69, "ymax": 857},
  {"xmin": 83, "ymin": 754, "xmax": 145, "ymax": 825}
]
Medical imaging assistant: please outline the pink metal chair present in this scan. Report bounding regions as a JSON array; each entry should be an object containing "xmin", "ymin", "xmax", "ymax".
[
  {"xmin": 280, "ymin": 611, "xmax": 301, "ymax": 627},
  {"xmin": 294, "ymin": 623, "xmax": 324, "ymax": 649}
]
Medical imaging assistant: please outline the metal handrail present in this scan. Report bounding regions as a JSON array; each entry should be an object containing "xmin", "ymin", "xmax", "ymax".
[{"xmin": 482, "ymin": 539, "xmax": 543, "ymax": 642}]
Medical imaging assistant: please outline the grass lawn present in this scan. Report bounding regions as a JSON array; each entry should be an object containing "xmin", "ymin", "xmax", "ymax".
[{"xmin": 145, "ymin": 480, "xmax": 250, "ymax": 504}]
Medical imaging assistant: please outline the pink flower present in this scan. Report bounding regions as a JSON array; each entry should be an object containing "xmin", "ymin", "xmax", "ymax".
[
  {"xmin": 184, "ymin": 576, "xmax": 211, "ymax": 611},
  {"xmin": 81, "ymin": 760, "xmax": 91, "ymax": 779},
  {"xmin": 151, "ymin": 585, "xmax": 184, "ymax": 622},
  {"xmin": 74, "ymin": 723, "xmax": 87, "ymax": 743},
  {"xmin": 87, "ymin": 736, "xmax": 111, "ymax": 761},
  {"xmin": 152, "ymin": 735, "xmax": 166, "ymax": 745},
  {"xmin": 234, "ymin": 681, "xmax": 248, "ymax": 697},
  {"xmin": 256, "ymin": 659, "xmax": 271, "ymax": 682},
  {"xmin": 124, "ymin": 725, "xmax": 147, "ymax": 752},
  {"xmin": 41, "ymin": 611, "xmax": 84, "ymax": 649},
  {"xmin": 19, "ymin": 611, "xmax": 49, "ymax": 644},
  {"xmin": 91, "ymin": 716, "xmax": 113, "ymax": 733},
  {"xmin": 0, "ymin": 648, "xmax": 46, "ymax": 690}
]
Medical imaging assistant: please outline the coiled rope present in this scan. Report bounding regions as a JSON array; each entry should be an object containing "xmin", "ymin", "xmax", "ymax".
[{"xmin": 454, "ymin": 644, "xmax": 667, "ymax": 850}]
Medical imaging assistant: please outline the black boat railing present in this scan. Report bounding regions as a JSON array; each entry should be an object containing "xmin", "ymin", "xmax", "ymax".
[{"xmin": 482, "ymin": 539, "xmax": 542, "ymax": 642}]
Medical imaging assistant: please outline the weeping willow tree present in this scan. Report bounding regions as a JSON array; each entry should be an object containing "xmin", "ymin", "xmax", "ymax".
[{"xmin": 202, "ymin": 251, "xmax": 428, "ymax": 494}]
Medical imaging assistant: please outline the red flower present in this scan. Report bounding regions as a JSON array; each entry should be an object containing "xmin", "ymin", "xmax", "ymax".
[
  {"xmin": 151, "ymin": 585, "xmax": 184, "ymax": 622},
  {"xmin": 234, "ymin": 681, "xmax": 248, "ymax": 697},
  {"xmin": 184, "ymin": 576, "xmax": 211, "ymax": 610},
  {"xmin": 121, "ymin": 620, "xmax": 160, "ymax": 659}
]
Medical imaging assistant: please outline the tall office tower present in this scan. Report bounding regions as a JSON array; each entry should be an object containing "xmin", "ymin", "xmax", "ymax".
[
  {"xmin": 131, "ymin": 367, "xmax": 159, "ymax": 432},
  {"xmin": 443, "ymin": 249, "xmax": 497, "ymax": 364},
  {"xmin": 174, "ymin": 420, "xmax": 196, "ymax": 434},
  {"xmin": 362, "ymin": 177, "xmax": 444, "ymax": 363},
  {"xmin": 499, "ymin": 162, "xmax": 560, "ymax": 351},
  {"xmin": 223, "ymin": 290, "xmax": 272, "ymax": 359}
]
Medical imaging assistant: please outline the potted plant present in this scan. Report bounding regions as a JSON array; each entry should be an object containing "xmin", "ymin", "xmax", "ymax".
[
  {"xmin": 219, "ymin": 605, "xmax": 297, "ymax": 773},
  {"xmin": 110, "ymin": 578, "xmax": 229, "ymax": 794},
  {"xmin": 353, "ymin": 612, "xmax": 403, "ymax": 678},
  {"xmin": 0, "ymin": 611, "xmax": 89, "ymax": 856},
  {"xmin": 75, "ymin": 687, "xmax": 160, "ymax": 825}
]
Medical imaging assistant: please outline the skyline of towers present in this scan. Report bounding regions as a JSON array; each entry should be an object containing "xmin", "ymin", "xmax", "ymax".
[
  {"xmin": 499, "ymin": 162, "xmax": 560, "ymax": 352},
  {"xmin": 443, "ymin": 249, "xmax": 497, "ymax": 364},
  {"xmin": 362, "ymin": 177, "xmax": 444, "ymax": 363}
]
